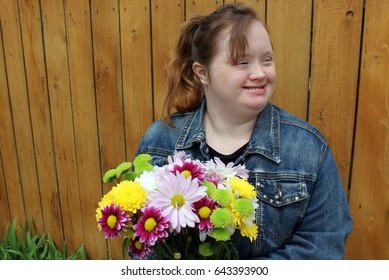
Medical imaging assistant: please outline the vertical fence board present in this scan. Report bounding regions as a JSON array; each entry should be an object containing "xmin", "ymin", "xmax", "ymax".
[
  {"xmin": 0, "ymin": 0, "xmax": 44, "ymax": 231},
  {"xmin": 40, "ymin": 0, "xmax": 77, "ymax": 250},
  {"xmin": 91, "ymin": 0, "xmax": 125, "ymax": 260},
  {"xmin": 0, "ymin": 153, "xmax": 11, "ymax": 232},
  {"xmin": 186, "ymin": 0, "xmax": 221, "ymax": 19},
  {"xmin": 18, "ymin": 0, "xmax": 63, "ymax": 244},
  {"xmin": 309, "ymin": 0, "xmax": 363, "ymax": 193},
  {"xmin": 0, "ymin": 13, "xmax": 22, "ymax": 226},
  {"xmin": 64, "ymin": 0, "xmax": 101, "ymax": 255},
  {"xmin": 120, "ymin": 0, "xmax": 153, "ymax": 161},
  {"xmin": 0, "ymin": 27, "xmax": 11, "ymax": 229},
  {"xmin": 151, "ymin": 0, "xmax": 184, "ymax": 120},
  {"xmin": 267, "ymin": 0, "xmax": 312, "ymax": 120},
  {"xmin": 346, "ymin": 0, "xmax": 389, "ymax": 260}
]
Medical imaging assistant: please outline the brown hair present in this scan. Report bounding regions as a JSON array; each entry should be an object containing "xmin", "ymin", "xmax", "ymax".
[{"xmin": 162, "ymin": 3, "xmax": 267, "ymax": 126}]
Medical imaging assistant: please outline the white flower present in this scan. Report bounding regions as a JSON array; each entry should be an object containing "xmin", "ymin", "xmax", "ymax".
[{"xmin": 135, "ymin": 170, "xmax": 157, "ymax": 191}]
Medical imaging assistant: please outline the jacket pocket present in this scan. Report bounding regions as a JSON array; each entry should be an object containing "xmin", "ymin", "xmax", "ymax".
[{"xmin": 254, "ymin": 177, "xmax": 309, "ymax": 244}]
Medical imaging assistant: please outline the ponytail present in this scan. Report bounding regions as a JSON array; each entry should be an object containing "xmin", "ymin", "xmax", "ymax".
[{"xmin": 162, "ymin": 15, "xmax": 204, "ymax": 127}]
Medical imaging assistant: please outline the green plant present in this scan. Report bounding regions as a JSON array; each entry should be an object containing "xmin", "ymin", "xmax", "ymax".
[{"xmin": 0, "ymin": 218, "xmax": 87, "ymax": 260}]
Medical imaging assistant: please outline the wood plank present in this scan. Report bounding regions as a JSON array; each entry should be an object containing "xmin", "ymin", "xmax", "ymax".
[
  {"xmin": 309, "ymin": 0, "xmax": 364, "ymax": 193},
  {"xmin": 120, "ymin": 0, "xmax": 153, "ymax": 160},
  {"xmin": 91, "ymin": 0, "xmax": 125, "ymax": 260},
  {"xmin": 267, "ymin": 0, "xmax": 312, "ymax": 120},
  {"xmin": 0, "ymin": 8, "xmax": 21, "ymax": 225},
  {"xmin": 345, "ymin": 0, "xmax": 389, "ymax": 260},
  {"xmin": 64, "ymin": 0, "xmax": 101, "ymax": 255},
  {"xmin": 152, "ymin": 0, "xmax": 184, "ymax": 120},
  {"xmin": 40, "ymin": 0, "xmax": 78, "ymax": 252},
  {"xmin": 186, "ymin": 0, "xmax": 220, "ymax": 19},
  {"xmin": 0, "ymin": 152, "xmax": 11, "ymax": 231},
  {"xmin": 0, "ymin": 0, "xmax": 43, "ymax": 230},
  {"xmin": 18, "ymin": 0, "xmax": 63, "ymax": 245}
]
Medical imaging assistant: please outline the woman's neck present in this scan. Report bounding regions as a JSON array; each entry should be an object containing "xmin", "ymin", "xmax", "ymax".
[{"xmin": 203, "ymin": 110, "xmax": 256, "ymax": 155}]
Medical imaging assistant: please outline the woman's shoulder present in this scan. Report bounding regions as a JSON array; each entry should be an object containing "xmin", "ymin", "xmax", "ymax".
[{"xmin": 273, "ymin": 105, "xmax": 328, "ymax": 146}]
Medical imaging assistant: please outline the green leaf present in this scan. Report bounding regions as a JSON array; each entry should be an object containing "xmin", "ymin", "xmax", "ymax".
[
  {"xmin": 198, "ymin": 242, "xmax": 214, "ymax": 257},
  {"xmin": 103, "ymin": 169, "xmax": 117, "ymax": 183},
  {"xmin": 123, "ymin": 171, "xmax": 137, "ymax": 181},
  {"xmin": 8, "ymin": 219, "xmax": 19, "ymax": 252},
  {"xmin": 133, "ymin": 154, "xmax": 153, "ymax": 174},
  {"xmin": 115, "ymin": 162, "xmax": 132, "ymax": 178}
]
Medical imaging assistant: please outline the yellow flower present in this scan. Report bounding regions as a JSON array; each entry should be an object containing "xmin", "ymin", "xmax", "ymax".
[
  {"xmin": 96, "ymin": 180, "xmax": 148, "ymax": 224},
  {"xmin": 109, "ymin": 180, "xmax": 148, "ymax": 213},
  {"xmin": 229, "ymin": 178, "xmax": 256, "ymax": 199},
  {"xmin": 240, "ymin": 223, "xmax": 258, "ymax": 242}
]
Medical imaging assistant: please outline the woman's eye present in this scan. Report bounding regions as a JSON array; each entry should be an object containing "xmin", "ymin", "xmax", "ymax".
[
  {"xmin": 264, "ymin": 57, "xmax": 273, "ymax": 63},
  {"xmin": 237, "ymin": 60, "xmax": 248, "ymax": 65}
]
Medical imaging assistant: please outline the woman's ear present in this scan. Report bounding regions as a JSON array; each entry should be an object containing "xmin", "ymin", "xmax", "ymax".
[{"xmin": 192, "ymin": 62, "xmax": 209, "ymax": 85}]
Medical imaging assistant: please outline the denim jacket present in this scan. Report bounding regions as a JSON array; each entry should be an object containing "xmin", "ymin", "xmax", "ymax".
[{"xmin": 136, "ymin": 102, "xmax": 352, "ymax": 259}]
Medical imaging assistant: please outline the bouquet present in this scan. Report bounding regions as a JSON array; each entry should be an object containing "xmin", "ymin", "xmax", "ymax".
[{"xmin": 95, "ymin": 152, "xmax": 258, "ymax": 259}]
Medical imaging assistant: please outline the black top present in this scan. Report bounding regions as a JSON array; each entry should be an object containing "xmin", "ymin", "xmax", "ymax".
[{"xmin": 207, "ymin": 142, "xmax": 248, "ymax": 164}]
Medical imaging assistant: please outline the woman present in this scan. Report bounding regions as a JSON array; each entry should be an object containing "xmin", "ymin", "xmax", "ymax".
[{"xmin": 136, "ymin": 3, "xmax": 352, "ymax": 259}]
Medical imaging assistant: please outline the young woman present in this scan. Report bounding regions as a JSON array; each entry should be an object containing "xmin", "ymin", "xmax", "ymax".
[{"xmin": 136, "ymin": 3, "xmax": 352, "ymax": 259}]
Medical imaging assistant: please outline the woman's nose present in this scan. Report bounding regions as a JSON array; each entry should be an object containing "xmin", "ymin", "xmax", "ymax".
[{"xmin": 249, "ymin": 63, "xmax": 266, "ymax": 80}]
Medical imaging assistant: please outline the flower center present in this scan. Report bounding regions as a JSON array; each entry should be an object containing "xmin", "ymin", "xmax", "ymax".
[
  {"xmin": 171, "ymin": 194, "xmax": 185, "ymax": 208},
  {"xmin": 144, "ymin": 218, "xmax": 157, "ymax": 232},
  {"xmin": 107, "ymin": 215, "xmax": 117, "ymax": 228},
  {"xmin": 198, "ymin": 206, "xmax": 211, "ymax": 219},
  {"xmin": 135, "ymin": 241, "xmax": 143, "ymax": 250},
  {"xmin": 182, "ymin": 170, "xmax": 191, "ymax": 178}
]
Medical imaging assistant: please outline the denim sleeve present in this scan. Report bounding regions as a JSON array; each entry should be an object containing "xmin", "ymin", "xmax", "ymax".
[{"xmin": 256, "ymin": 147, "xmax": 353, "ymax": 260}]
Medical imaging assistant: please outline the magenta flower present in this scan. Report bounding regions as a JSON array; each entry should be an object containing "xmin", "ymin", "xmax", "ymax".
[
  {"xmin": 133, "ymin": 206, "xmax": 169, "ymax": 246},
  {"xmin": 193, "ymin": 196, "xmax": 217, "ymax": 231},
  {"xmin": 97, "ymin": 203, "xmax": 130, "ymax": 239},
  {"xmin": 171, "ymin": 160, "xmax": 205, "ymax": 181},
  {"xmin": 128, "ymin": 237, "xmax": 153, "ymax": 259}
]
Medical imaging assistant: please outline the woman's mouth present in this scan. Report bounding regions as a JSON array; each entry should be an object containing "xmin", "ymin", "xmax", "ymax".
[{"xmin": 244, "ymin": 85, "xmax": 266, "ymax": 94}]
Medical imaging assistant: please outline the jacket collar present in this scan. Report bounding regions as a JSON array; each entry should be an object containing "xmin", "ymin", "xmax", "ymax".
[{"xmin": 176, "ymin": 101, "xmax": 281, "ymax": 163}]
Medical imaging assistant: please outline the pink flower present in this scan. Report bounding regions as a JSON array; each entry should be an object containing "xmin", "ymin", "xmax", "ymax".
[
  {"xmin": 133, "ymin": 206, "xmax": 169, "ymax": 246},
  {"xmin": 193, "ymin": 196, "xmax": 217, "ymax": 231},
  {"xmin": 171, "ymin": 160, "xmax": 205, "ymax": 181},
  {"xmin": 128, "ymin": 237, "xmax": 153, "ymax": 259},
  {"xmin": 97, "ymin": 204, "xmax": 130, "ymax": 239},
  {"xmin": 148, "ymin": 172, "xmax": 207, "ymax": 233}
]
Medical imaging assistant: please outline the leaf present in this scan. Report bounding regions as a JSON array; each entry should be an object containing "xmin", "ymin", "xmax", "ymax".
[
  {"xmin": 103, "ymin": 169, "xmax": 117, "ymax": 183},
  {"xmin": 8, "ymin": 219, "xmax": 19, "ymax": 252},
  {"xmin": 115, "ymin": 162, "xmax": 132, "ymax": 178},
  {"xmin": 123, "ymin": 171, "xmax": 137, "ymax": 181},
  {"xmin": 133, "ymin": 154, "xmax": 153, "ymax": 174}
]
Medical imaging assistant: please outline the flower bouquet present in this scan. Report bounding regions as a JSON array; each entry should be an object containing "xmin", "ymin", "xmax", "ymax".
[{"xmin": 95, "ymin": 152, "xmax": 258, "ymax": 259}]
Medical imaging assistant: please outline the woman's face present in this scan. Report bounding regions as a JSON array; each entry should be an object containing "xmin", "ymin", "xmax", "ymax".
[{"xmin": 196, "ymin": 20, "xmax": 276, "ymax": 119}]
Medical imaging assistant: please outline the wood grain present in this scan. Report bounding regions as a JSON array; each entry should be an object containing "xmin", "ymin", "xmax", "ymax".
[
  {"xmin": 267, "ymin": 0, "xmax": 312, "ymax": 120},
  {"xmin": 120, "ymin": 0, "xmax": 153, "ymax": 161},
  {"xmin": 346, "ymin": 0, "xmax": 389, "ymax": 259},
  {"xmin": 309, "ymin": 0, "xmax": 363, "ymax": 193},
  {"xmin": 151, "ymin": 0, "xmax": 184, "ymax": 120},
  {"xmin": 0, "ymin": 0, "xmax": 43, "ymax": 230}
]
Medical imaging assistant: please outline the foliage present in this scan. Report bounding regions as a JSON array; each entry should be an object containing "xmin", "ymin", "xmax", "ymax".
[{"xmin": 0, "ymin": 218, "xmax": 87, "ymax": 260}]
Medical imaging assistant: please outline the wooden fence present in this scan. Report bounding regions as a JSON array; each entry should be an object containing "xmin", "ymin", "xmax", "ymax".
[{"xmin": 0, "ymin": 0, "xmax": 388, "ymax": 259}]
